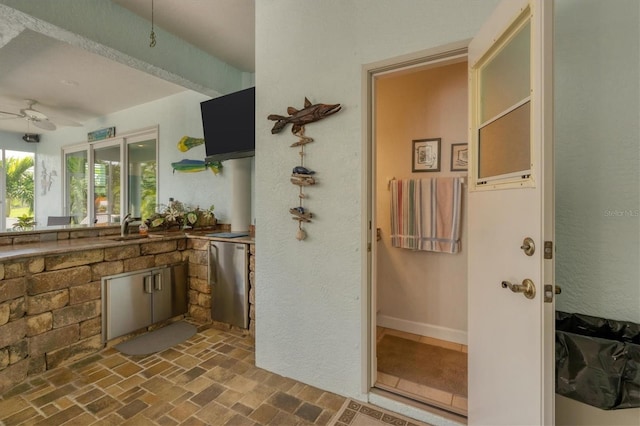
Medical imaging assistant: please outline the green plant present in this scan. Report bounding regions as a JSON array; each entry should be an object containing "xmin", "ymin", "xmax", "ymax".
[
  {"xmin": 12, "ymin": 214, "xmax": 36, "ymax": 231},
  {"xmin": 147, "ymin": 200, "xmax": 215, "ymax": 229},
  {"xmin": 6, "ymin": 155, "xmax": 34, "ymax": 216}
]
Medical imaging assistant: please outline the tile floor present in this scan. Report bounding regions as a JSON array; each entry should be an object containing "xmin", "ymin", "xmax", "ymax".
[
  {"xmin": 375, "ymin": 327, "xmax": 468, "ymax": 416},
  {"xmin": 0, "ymin": 324, "xmax": 346, "ymax": 426}
]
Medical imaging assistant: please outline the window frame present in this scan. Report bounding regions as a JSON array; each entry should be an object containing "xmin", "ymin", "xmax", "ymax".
[{"xmin": 62, "ymin": 126, "xmax": 158, "ymax": 225}]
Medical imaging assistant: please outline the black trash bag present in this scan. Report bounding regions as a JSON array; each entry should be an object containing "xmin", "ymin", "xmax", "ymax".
[{"xmin": 556, "ymin": 311, "xmax": 640, "ymax": 410}]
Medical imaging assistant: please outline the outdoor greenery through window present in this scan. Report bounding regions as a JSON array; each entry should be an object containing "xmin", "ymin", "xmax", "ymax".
[
  {"xmin": 2, "ymin": 150, "xmax": 35, "ymax": 231},
  {"xmin": 65, "ymin": 150, "xmax": 88, "ymax": 224},
  {"xmin": 63, "ymin": 128, "xmax": 157, "ymax": 225}
]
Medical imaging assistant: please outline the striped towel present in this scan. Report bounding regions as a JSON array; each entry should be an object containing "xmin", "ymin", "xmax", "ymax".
[{"xmin": 390, "ymin": 177, "xmax": 463, "ymax": 253}]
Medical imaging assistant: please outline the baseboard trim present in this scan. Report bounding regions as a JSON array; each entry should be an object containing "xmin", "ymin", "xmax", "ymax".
[{"xmin": 377, "ymin": 314, "xmax": 467, "ymax": 345}]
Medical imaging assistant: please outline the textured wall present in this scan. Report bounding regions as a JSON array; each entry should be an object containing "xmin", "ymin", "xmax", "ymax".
[
  {"xmin": 376, "ymin": 63, "xmax": 468, "ymax": 342},
  {"xmin": 554, "ymin": 0, "xmax": 640, "ymax": 323},
  {"xmin": 554, "ymin": 0, "xmax": 640, "ymax": 423},
  {"xmin": 254, "ymin": 0, "xmax": 499, "ymax": 408}
]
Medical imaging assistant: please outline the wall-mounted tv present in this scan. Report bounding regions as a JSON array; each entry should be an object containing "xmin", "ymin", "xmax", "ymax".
[{"xmin": 201, "ymin": 87, "xmax": 255, "ymax": 162}]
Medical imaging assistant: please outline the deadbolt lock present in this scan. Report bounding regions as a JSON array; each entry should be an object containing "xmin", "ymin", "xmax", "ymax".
[{"xmin": 520, "ymin": 237, "xmax": 535, "ymax": 256}]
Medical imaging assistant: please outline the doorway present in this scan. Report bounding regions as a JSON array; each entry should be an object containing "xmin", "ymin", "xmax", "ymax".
[{"xmin": 367, "ymin": 50, "xmax": 469, "ymax": 417}]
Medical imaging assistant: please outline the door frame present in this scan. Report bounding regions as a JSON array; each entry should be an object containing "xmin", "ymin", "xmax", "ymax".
[{"xmin": 361, "ymin": 40, "xmax": 471, "ymax": 423}]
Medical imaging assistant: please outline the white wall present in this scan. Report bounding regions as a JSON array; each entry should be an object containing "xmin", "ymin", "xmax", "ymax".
[
  {"xmin": 376, "ymin": 63, "xmax": 468, "ymax": 343},
  {"xmin": 255, "ymin": 0, "xmax": 499, "ymax": 407},
  {"xmin": 555, "ymin": 0, "xmax": 639, "ymax": 323},
  {"xmin": 555, "ymin": 1, "xmax": 639, "ymax": 424},
  {"xmin": 33, "ymin": 90, "xmax": 250, "ymax": 227},
  {"xmin": 0, "ymin": 131, "xmax": 37, "ymax": 152}
]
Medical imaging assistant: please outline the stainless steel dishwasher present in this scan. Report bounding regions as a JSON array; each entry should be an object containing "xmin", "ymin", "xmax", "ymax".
[{"xmin": 209, "ymin": 241, "xmax": 249, "ymax": 329}]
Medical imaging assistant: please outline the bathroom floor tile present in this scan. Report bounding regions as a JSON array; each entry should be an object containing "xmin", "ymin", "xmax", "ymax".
[{"xmin": 376, "ymin": 327, "xmax": 468, "ymax": 417}]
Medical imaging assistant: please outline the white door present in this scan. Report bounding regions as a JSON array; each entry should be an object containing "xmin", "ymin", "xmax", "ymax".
[{"xmin": 468, "ymin": 0, "xmax": 554, "ymax": 425}]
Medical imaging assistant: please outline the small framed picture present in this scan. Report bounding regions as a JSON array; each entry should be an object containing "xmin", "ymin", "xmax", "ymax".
[
  {"xmin": 412, "ymin": 138, "xmax": 441, "ymax": 172},
  {"xmin": 450, "ymin": 143, "xmax": 468, "ymax": 171}
]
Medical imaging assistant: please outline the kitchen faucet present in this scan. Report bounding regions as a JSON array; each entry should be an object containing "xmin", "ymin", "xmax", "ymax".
[{"xmin": 121, "ymin": 214, "xmax": 134, "ymax": 237}]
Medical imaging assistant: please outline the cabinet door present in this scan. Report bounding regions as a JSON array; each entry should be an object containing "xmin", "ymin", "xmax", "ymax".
[
  {"xmin": 152, "ymin": 263, "xmax": 188, "ymax": 323},
  {"xmin": 105, "ymin": 271, "xmax": 152, "ymax": 340},
  {"xmin": 152, "ymin": 267, "xmax": 172, "ymax": 323}
]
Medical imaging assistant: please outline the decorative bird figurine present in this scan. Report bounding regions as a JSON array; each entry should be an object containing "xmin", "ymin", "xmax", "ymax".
[{"xmin": 268, "ymin": 97, "xmax": 341, "ymax": 135}]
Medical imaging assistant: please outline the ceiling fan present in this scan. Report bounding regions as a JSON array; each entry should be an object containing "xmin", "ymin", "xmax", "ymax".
[{"xmin": 0, "ymin": 99, "xmax": 60, "ymax": 130}]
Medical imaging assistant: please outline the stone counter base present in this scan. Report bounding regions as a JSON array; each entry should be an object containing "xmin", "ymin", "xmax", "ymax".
[
  {"xmin": 0, "ymin": 239, "xmax": 187, "ymax": 395},
  {"xmin": 186, "ymin": 239, "xmax": 255, "ymax": 336}
]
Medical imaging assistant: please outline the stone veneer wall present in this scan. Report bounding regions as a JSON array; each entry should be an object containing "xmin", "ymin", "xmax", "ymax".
[
  {"xmin": 0, "ymin": 238, "xmax": 187, "ymax": 395},
  {"xmin": 187, "ymin": 238, "xmax": 256, "ymax": 336}
]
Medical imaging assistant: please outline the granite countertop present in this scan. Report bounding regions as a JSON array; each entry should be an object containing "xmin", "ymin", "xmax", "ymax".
[
  {"xmin": 0, "ymin": 230, "xmax": 255, "ymax": 262},
  {"xmin": 0, "ymin": 232, "xmax": 185, "ymax": 262},
  {"xmin": 184, "ymin": 231, "xmax": 255, "ymax": 245}
]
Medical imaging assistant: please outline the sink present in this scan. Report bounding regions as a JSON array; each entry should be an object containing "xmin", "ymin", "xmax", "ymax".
[
  {"xmin": 106, "ymin": 234, "xmax": 149, "ymax": 241},
  {"xmin": 105, "ymin": 233, "xmax": 166, "ymax": 241}
]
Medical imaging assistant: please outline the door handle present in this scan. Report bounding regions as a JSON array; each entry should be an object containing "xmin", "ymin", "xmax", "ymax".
[
  {"xmin": 154, "ymin": 272, "xmax": 162, "ymax": 291},
  {"xmin": 209, "ymin": 244, "xmax": 218, "ymax": 285},
  {"xmin": 501, "ymin": 279, "xmax": 536, "ymax": 299},
  {"xmin": 143, "ymin": 275, "xmax": 153, "ymax": 294}
]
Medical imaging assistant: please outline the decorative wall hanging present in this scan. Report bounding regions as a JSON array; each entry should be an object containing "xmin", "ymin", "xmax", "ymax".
[
  {"xmin": 268, "ymin": 97, "xmax": 341, "ymax": 240},
  {"xmin": 40, "ymin": 160, "xmax": 57, "ymax": 195},
  {"xmin": 171, "ymin": 159, "xmax": 222, "ymax": 175},
  {"xmin": 172, "ymin": 136, "xmax": 222, "ymax": 174},
  {"xmin": 412, "ymin": 138, "xmax": 441, "ymax": 172},
  {"xmin": 450, "ymin": 143, "xmax": 468, "ymax": 171},
  {"xmin": 177, "ymin": 136, "xmax": 205, "ymax": 152},
  {"xmin": 88, "ymin": 126, "xmax": 116, "ymax": 142}
]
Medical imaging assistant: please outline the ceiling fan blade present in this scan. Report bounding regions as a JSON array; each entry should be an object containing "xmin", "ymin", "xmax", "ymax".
[
  {"xmin": 32, "ymin": 119, "xmax": 56, "ymax": 131},
  {"xmin": 46, "ymin": 115, "xmax": 83, "ymax": 127},
  {"xmin": 0, "ymin": 110, "xmax": 23, "ymax": 120}
]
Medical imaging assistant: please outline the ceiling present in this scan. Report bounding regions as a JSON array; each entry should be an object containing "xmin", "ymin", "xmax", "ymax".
[{"xmin": 0, "ymin": 0, "xmax": 255, "ymax": 135}]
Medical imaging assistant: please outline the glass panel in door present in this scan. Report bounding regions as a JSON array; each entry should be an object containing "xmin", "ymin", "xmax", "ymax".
[
  {"xmin": 476, "ymin": 19, "xmax": 532, "ymax": 183},
  {"xmin": 65, "ymin": 150, "xmax": 88, "ymax": 224},
  {"xmin": 128, "ymin": 139, "xmax": 156, "ymax": 221},
  {"xmin": 93, "ymin": 145, "xmax": 121, "ymax": 224},
  {"xmin": 3, "ymin": 150, "xmax": 35, "ymax": 231}
]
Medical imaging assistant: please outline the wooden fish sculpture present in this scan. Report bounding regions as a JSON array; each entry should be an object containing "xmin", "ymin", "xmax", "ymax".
[{"xmin": 268, "ymin": 97, "xmax": 341, "ymax": 134}]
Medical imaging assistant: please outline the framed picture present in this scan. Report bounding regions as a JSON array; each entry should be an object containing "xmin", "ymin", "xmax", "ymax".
[
  {"xmin": 450, "ymin": 143, "xmax": 468, "ymax": 171},
  {"xmin": 412, "ymin": 138, "xmax": 441, "ymax": 172}
]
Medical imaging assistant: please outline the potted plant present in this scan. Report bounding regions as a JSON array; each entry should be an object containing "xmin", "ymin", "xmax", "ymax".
[
  {"xmin": 12, "ymin": 214, "xmax": 36, "ymax": 231},
  {"xmin": 145, "ymin": 200, "xmax": 215, "ymax": 231}
]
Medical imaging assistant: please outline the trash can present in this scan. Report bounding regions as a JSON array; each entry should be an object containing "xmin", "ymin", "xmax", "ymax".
[{"xmin": 555, "ymin": 311, "xmax": 640, "ymax": 410}]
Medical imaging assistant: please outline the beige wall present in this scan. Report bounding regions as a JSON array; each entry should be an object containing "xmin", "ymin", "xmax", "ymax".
[{"xmin": 375, "ymin": 61, "xmax": 468, "ymax": 343}]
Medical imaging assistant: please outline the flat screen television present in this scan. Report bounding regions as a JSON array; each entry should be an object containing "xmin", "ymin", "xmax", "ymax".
[{"xmin": 201, "ymin": 87, "xmax": 255, "ymax": 162}]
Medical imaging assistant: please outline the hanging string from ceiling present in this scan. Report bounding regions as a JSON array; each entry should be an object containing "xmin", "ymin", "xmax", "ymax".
[{"xmin": 149, "ymin": 0, "xmax": 157, "ymax": 47}]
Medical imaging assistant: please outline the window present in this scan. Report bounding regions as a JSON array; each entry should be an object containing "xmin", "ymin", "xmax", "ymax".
[
  {"xmin": 93, "ymin": 141, "xmax": 122, "ymax": 224},
  {"xmin": 127, "ymin": 136, "xmax": 157, "ymax": 220},
  {"xmin": 63, "ymin": 127, "xmax": 157, "ymax": 225},
  {"xmin": 472, "ymin": 16, "xmax": 532, "ymax": 187},
  {"xmin": 1, "ymin": 150, "xmax": 35, "ymax": 231},
  {"xmin": 65, "ymin": 148, "xmax": 88, "ymax": 224}
]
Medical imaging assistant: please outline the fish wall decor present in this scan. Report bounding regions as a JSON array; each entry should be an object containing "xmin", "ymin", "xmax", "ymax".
[
  {"xmin": 269, "ymin": 97, "xmax": 341, "ymax": 241},
  {"xmin": 177, "ymin": 136, "xmax": 205, "ymax": 152},
  {"xmin": 267, "ymin": 97, "xmax": 341, "ymax": 135},
  {"xmin": 171, "ymin": 159, "xmax": 222, "ymax": 175}
]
